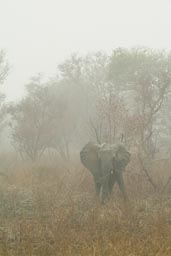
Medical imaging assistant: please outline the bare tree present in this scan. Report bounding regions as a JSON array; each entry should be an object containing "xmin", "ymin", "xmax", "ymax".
[{"xmin": 109, "ymin": 48, "xmax": 171, "ymax": 157}]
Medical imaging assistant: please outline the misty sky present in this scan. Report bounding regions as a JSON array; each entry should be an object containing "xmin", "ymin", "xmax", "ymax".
[{"xmin": 0, "ymin": 0, "xmax": 171, "ymax": 101}]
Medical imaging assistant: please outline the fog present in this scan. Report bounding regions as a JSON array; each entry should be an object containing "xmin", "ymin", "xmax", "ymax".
[
  {"xmin": 1, "ymin": 0, "xmax": 171, "ymax": 100},
  {"xmin": 1, "ymin": 1, "xmax": 171, "ymax": 255}
]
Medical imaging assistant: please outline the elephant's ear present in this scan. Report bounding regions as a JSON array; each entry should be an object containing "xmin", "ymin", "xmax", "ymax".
[{"xmin": 80, "ymin": 142, "xmax": 100, "ymax": 175}]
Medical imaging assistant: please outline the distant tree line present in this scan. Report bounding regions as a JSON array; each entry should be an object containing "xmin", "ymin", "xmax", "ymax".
[{"xmin": 1, "ymin": 47, "xmax": 171, "ymax": 162}]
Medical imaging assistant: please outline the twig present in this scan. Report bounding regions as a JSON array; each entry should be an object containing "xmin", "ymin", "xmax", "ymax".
[
  {"xmin": 161, "ymin": 176, "xmax": 171, "ymax": 194},
  {"xmin": 138, "ymin": 154, "xmax": 157, "ymax": 191}
]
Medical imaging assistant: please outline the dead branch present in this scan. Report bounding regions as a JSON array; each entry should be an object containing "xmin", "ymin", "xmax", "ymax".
[
  {"xmin": 138, "ymin": 153, "xmax": 157, "ymax": 191},
  {"xmin": 161, "ymin": 176, "xmax": 171, "ymax": 194}
]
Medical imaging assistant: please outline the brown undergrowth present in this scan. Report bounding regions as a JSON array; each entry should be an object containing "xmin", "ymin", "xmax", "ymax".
[{"xmin": 0, "ymin": 160, "xmax": 171, "ymax": 255}]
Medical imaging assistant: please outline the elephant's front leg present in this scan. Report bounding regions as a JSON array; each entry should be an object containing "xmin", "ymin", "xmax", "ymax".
[
  {"xmin": 116, "ymin": 172, "xmax": 128, "ymax": 201},
  {"xmin": 99, "ymin": 176, "xmax": 110, "ymax": 204},
  {"xmin": 108, "ymin": 171, "xmax": 116, "ymax": 194},
  {"xmin": 93, "ymin": 177, "xmax": 101, "ymax": 197}
]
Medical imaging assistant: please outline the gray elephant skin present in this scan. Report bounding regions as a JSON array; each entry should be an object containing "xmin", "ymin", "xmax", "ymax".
[{"xmin": 80, "ymin": 142, "xmax": 131, "ymax": 203}]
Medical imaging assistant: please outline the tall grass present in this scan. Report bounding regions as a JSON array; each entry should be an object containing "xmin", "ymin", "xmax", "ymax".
[{"xmin": 0, "ymin": 157, "xmax": 171, "ymax": 255}]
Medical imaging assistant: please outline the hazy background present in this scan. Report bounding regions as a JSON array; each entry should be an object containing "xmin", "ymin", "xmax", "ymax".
[
  {"xmin": 1, "ymin": 2, "xmax": 171, "ymax": 255},
  {"xmin": 1, "ymin": 0, "xmax": 171, "ymax": 101}
]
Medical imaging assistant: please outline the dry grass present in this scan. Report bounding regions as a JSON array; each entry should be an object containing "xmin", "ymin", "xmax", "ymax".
[{"xmin": 0, "ymin": 159, "xmax": 171, "ymax": 255}]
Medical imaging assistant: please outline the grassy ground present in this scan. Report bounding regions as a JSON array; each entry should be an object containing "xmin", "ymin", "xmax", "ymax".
[{"xmin": 0, "ymin": 160, "xmax": 171, "ymax": 256}]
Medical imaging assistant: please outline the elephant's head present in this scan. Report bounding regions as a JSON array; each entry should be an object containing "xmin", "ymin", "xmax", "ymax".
[
  {"xmin": 80, "ymin": 143, "xmax": 130, "ymax": 174},
  {"xmin": 112, "ymin": 144, "xmax": 131, "ymax": 172}
]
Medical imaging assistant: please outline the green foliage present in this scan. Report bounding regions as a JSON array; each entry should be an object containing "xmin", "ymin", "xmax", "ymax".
[
  {"xmin": 0, "ymin": 50, "xmax": 9, "ymax": 137},
  {"xmin": 7, "ymin": 48, "xmax": 171, "ymax": 159},
  {"xmin": 107, "ymin": 48, "xmax": 171, "ymax": 155},
  {"xmin": 0, "ymin": 50, "xmax": 9, "ymax": 85},
  {"xmin": 9, "ymin": 76, "xmax": 67, "ymax": 161}
]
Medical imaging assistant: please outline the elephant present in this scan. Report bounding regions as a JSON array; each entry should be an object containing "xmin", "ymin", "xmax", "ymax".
[{"xmin": 80, "ymin": 142, "xmax": 131, "ymax": 203}]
